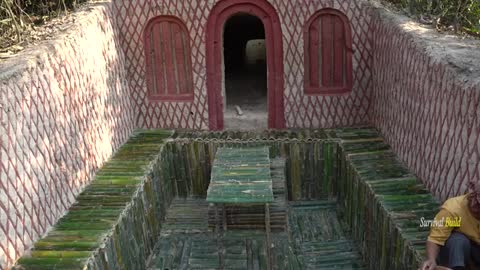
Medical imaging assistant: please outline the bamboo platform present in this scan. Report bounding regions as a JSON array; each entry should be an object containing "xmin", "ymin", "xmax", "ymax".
[
  {"xmin": 207, "ymin": 147, "xmax": 274, "ymax": 204},
  {"xmin": 207, "ymin": 157, "xmax": 287, "ymax": 231},
  {"xmin": 206, "ymin": 146, "xmax": 277, "ymax": 269}
]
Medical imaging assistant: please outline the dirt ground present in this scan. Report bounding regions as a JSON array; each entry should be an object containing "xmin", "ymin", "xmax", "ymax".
[
  {"xmin": 223, "ymin": 65, "xmax": 268, "ymax": 130},
  {"xmin": 0, "ymin": 2, "xmax": 101, "ymax": 59},
  {"xmin": 403, "ymin": 21, "xmax": 480, "ymax": 86},
  {"xmin": 372, "ymin": 0, "xmax": 480, "ymax": 87}
]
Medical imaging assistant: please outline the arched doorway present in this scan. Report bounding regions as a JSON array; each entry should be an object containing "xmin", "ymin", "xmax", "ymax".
[
  {"xmin": 206, "ymin": 0, "xmax": 285, "ymax": 130},
  {"xmin": 223, "ymin": 14, "xmax": 267, "ymax": 129}
]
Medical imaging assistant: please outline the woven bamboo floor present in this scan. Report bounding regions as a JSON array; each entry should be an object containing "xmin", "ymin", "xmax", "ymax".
[
  {"xmin": 289, "ymin": 201, "xmax": 366, "ymax": 269},
  {"xmin": 147, "ymin": 198, "xmax": 366, "ymax": 269}
]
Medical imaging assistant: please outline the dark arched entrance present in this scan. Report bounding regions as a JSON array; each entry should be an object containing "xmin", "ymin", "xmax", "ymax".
[
  {"xmin": 206, "ymin": 0, "xmax": 285, "ymax": 130},
  {"xmin": 223, "ymin": 14, "xmax": 267, "ymax": 129}
]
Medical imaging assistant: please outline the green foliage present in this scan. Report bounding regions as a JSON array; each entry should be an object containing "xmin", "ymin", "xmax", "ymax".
[
  {"xmin": 385, "ymin": 0, "xmax": 480, "ymax": 35},
  {"xmin": 21, "ymin": 0, "xmax": 85, "ymax": 16}
]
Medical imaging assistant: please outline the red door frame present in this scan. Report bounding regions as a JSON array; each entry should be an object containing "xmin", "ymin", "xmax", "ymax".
[{"xmin": 206, "ymin": 0, "xmax": 285, "ymax": 130}]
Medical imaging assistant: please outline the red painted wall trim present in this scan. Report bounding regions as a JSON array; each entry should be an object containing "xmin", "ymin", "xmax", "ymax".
[
  {"xmin": 304, "ymin": 8, "xmax": 353, "ymax": 95},
  {"xmin": 206, "ymin": 0, "xmax": 285, "ymax": 130},
  {"xmin": 143, "ymin": 16, "xmax": 194, "ymax": 102}
]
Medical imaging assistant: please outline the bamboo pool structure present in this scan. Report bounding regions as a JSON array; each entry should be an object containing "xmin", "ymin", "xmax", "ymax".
[{"xmin": 13, "ymin": 128, "xmax": 440, "ymax": 270}]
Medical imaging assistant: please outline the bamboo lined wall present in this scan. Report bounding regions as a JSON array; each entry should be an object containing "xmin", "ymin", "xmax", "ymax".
[
  {"xmin": 164, "ymin": 129, "xmax": 340, "ymax": 201},
  {"xmin": 85, "ymin": 131, "xmax": 177, "ymax": 269},
  {"xmin": 336, "ymin": 139, "xmax": 439, "ymax": 270},
  {"xmin": 157, "ymin": 128, "xmax": 439, "ymax": 269}
]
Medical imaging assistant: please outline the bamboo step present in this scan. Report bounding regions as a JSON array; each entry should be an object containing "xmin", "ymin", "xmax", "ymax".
[{"xmin": 161, "ymin": 198, "xmax": 210, "ymax": 234}]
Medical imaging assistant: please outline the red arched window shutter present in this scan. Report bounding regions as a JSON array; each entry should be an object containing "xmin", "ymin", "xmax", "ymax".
[
  {"xmin": 144, "ymin": 16, "xmax": 194, "ymax": 101},
  {"xmin": 304, "ymin": 9, "xmax": 353, "ymax": 95}
]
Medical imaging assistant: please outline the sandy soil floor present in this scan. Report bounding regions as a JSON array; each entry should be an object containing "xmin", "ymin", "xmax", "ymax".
[{"xmin": 223, "ymin": 66, "xmax": 268, "ymax": 130}]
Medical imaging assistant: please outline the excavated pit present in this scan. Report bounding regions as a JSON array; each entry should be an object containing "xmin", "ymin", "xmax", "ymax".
[{"xmin": 13, "ymin": 129, "xmax": 439, "ymax": 270}]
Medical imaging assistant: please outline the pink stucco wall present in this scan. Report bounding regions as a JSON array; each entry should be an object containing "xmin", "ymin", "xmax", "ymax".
[
  {"xmin": 113, "ymin": 0, "xmax": 374, "ymax": 129},
  {"xmin": 0, "ymin": 3, "xmax": 134, "ymax": 268},
  {"xmin": 371, "ymin": 10, "xmax": 480, "ymax": 201}
]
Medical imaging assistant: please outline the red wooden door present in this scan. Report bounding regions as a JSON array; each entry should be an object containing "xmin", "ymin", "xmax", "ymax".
[
  {"xmin": 144, "ymin": 16, "xmax": 194, "ymax": 101},
  {"xmin": 304, "ymin": 9, "xmax": 353, "ymax": 95}
]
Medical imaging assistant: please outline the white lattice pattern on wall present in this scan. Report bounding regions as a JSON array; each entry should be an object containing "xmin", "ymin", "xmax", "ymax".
[{"xmin": 371, "ymin": 13, "xmax": 480, "ymax": 201}]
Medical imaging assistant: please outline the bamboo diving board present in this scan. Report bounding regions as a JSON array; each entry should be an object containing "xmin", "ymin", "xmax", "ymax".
[
  {"xmin": 207, "ymin": 146, "xmax": 274, "ymax": 270},
  {"xmin": 207, "ymin": 146, "xmax": 274, "ymax": 204}
]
